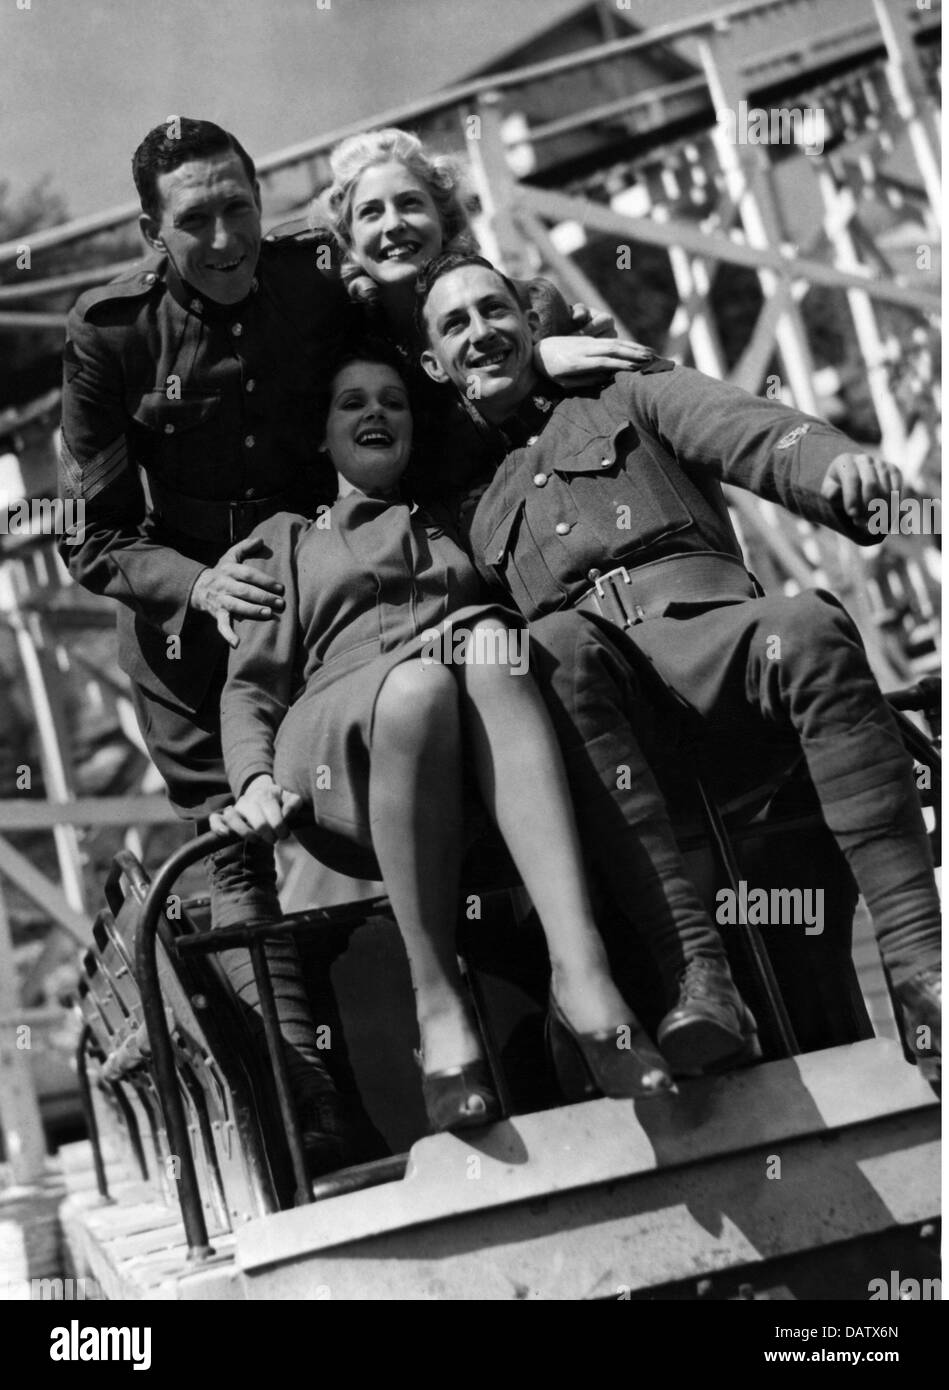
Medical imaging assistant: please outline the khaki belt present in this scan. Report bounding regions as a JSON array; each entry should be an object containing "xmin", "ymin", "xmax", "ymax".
[
  {"xmin": 147, "ymin": 475, "xmax": 290, "ymax": 546},
  {"xmin": 574, "ymin": 551, "xmax": 761, "ymax": 629}
]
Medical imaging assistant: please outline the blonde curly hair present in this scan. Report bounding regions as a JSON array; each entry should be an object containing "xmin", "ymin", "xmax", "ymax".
[{"xmin": 316, "ymin": 127, "xmax": 477, "ymax": 306}]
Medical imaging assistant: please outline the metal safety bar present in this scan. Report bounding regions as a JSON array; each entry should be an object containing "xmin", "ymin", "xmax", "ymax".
[
  {"xmin": 132, "ymin": 829, "xmax": 390, "ymax": 1255},
  {"xmin": 133, "ymin": 831, "xmax": 224, "ymax": 1259}
]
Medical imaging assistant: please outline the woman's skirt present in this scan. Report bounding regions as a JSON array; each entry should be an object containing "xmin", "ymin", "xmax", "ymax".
[{"xmin": 273, "ymin": 603, "xmax": 522, "ymax": 879}]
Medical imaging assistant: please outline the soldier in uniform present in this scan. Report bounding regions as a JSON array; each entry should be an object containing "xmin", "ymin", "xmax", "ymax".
[
  {"xmin": 415, "ymin": 251, "xmax": 941, "ymax": 1082},
  {"xmin": 58, "ymin": 118, "xmax": 358, "ymax": 1167}
]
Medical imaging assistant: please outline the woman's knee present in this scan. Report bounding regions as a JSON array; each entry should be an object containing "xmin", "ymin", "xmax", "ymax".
[{"xmin": 374, "ymin": 660, "xmax": 458, "ymax": 742}]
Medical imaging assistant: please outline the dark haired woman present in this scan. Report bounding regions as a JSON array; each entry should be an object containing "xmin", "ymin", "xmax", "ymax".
[{"xmin": 213, "ymin": 343, "xmax": 678, "ymax": 1131}]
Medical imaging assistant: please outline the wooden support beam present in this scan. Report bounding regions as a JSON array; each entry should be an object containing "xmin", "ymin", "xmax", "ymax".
[
  {"xmin": 0, "ymin": 836, "xmax": 91, "ymax": 948},
  {"xmin": 0, "ymin": 311, "xmax": 69, "ymax": 332},
  {"xmin": 0, "ymin": 796, "xmax": 176, "ymax": 830},
  {"xmin": 515, "ymin": 186, "xmax": 940, "ymax": 314},
  {"xmin": 470, "ymin": 93, "xmax": 537, "ymax": 280},
  {"xmin": 873, "ymin": 0, "xmax": 941, "ymax": 224},
  {"xmin": 0, "ymin": 878, "xmax": 48, "ymax": 1182},
  {"xmin": 698, "ymin": 26, "xmax": 823, "ymax": 416},
  {"xmin": 0, "ymin": 261, "xmax": 140, "ymax": 303}
]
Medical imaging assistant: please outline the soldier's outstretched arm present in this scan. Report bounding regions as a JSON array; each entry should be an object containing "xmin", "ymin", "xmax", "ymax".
[{"xmin": 625, "ymin": 362, "xmax": 896, "ymax": 544}]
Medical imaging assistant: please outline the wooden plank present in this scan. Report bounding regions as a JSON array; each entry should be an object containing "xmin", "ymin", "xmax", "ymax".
[
  {"xmin": 516, "ymin": 185, "xmax": 941, "ymax": 313},
  {"xmin": 0, "ymin": 836, "xmax": 91, "ymax": 947},
  {"xmin": 0, "ymin": 796, "xmax": 177, "ymax": 830},
  {"xmin": 0, "ymin": 879, "xmax": 47, "ymax": 1183}
]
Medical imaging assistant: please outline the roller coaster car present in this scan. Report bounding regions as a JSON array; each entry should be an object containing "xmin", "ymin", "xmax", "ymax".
[{"xmin": 67, "ymin": 679, "xmax": 941, "ymax": 1301}]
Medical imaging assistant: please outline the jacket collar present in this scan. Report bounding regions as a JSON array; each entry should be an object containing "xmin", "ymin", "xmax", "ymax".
[{"xmin": 162, "ymin": 256, "xmax": 260, "ymax": 322}]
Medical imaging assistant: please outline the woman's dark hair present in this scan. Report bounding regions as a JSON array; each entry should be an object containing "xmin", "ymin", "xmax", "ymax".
[
  {"xmin": 132, "ymin": 118, "xmax": 258, "ymax": 220},
  {"xmin": 320, "ymin": 336, "xmax": 412, "ymax": 417},
  {"xmin": 312, "ymin": 337, "xmax": 415, "ymax": 503}
]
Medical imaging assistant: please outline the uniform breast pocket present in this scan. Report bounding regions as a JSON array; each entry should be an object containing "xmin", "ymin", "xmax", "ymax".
[
  {"xmin": 483, "ymin": 500, "xmax": 567, "ymax": 618},
  {"xmin": 565, "ymin": 426, "xmax": 695, "ymax": 558},
  {"xmin": 127, "ymin": 389, "xmax": 222, "ymax": 440}
]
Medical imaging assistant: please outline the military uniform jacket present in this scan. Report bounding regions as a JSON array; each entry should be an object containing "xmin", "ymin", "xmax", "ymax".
[
  {"xmin": 466, "ymin": 362, "xmax": 879, "ymax": 620},
  {"xmin": 59, "ymin": 232, "xmax": 356, "ymax": 712}
]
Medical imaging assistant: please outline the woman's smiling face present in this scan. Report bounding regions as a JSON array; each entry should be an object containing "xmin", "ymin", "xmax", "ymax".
[
  {"xmin": 348, "ymin": 161, "xmax": 445, "ymax": 287},
  {"xmin": 324, "ymin": 360, "xmax": 413, "ymax": 497}
]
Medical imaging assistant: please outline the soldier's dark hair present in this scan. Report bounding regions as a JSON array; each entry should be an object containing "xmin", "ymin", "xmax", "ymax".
[
  {"xmin": 414, "ymin": 251, "xmax": 522, "ymax": 342},
  {"xmin": 132, "ymin": 118, "xmax": 258, "ymax": 220}
]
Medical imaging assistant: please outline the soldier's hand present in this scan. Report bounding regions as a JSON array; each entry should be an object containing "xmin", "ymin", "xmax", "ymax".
[
  {"xmin": 189, "ymin": 536, "xmax": 286, "ymax": 648},
  {"xmin": 821, "ymin": 452, "xmax": 902, "ymax": 525},
  {"xmin": 209, "ymin": 775, "xmax": 302, "ymax": 843},
  {"xmin": 535, "ymin": 335, "xmax": 655, "ymax": 385}
]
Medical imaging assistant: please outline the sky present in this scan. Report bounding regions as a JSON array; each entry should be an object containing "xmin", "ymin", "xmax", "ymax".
[{"xmin": 0, "ymin": 0, "xmax": 877, "ymax": 221}]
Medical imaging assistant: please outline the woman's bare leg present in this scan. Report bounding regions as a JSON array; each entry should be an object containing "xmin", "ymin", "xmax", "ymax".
[
  {"xmin": 455, "ymin": 620, "xmax": 633, "ymax": 1035},
  {"xmin": 369, "ymin": 659, "xmax": 481, "ymax": 1073}
]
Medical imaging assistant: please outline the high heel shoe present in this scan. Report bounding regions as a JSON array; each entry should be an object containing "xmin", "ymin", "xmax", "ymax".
[
  {"xmin": 415, "ymin": 1053, "xmax": 502, "ymax": 1133},
  {"xmin": 545, "ymin": 994, "xmax": 674, "ymax": 1101}
]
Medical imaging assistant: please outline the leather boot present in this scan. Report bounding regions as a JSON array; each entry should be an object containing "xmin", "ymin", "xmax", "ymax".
[
  {"xmin": 892, "ymin": 965, "xmax": 941, "ymax": 1088},
  {"xmin": 657, "ymin": 956, "xmax": 761, "ymax": 1076}
]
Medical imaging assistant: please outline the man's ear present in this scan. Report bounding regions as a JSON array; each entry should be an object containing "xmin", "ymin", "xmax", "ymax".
[
  {"xmin": 420, "ymin": 348, "xmax": 450, "ymax": 385},
  {"xmin": 527, "ymin": 307, "xmax": 542, "ymax": 343},
  {"xmin": 252, "ymin": 179, "xmax": 262, "ymax": 213},
  {"xmin": 139, "ymin": 212, "xmax": 164, "ymax": 253}
]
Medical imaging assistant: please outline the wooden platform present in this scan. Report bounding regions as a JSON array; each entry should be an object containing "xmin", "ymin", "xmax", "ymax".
[{"xmin": 54, "ymin": 1039, "xmax": 939, "ymax": 1301}]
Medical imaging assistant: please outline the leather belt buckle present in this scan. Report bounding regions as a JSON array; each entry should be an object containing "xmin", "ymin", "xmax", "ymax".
[
  {"xmin": 594, "ymin": 565, "xmax": 630, "ymax": 599},
  {"xmin": 593, "ymin": 566, "xmax": 646, "ymax": 628},
  {"xmin": 228, "ymin": 499, "xmax": 262, "ymax": 546}
]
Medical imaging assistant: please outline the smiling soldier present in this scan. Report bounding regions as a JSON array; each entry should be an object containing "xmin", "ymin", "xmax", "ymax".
[
  {"xmin": 57, "ymin": 117, "xmax": 360, "ymax": 1171},
  {"xmin": 415, "ymin": 251, "xmax": 941, "ymax": 1080}
]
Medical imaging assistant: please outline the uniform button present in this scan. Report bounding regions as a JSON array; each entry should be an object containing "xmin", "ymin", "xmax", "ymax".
[
  {"xmin": 526, "ymin": 435, "xmax": 539, "ymax": 446},
  {"xmin": 144, "ymin": 272, "xmax": 157, "ymax": 285},
  {"xmin": 244, "ymin": 488, "xmax": 257, "ymax": 500},
  {"xmin": 600, "ymin": 457, "xmax": 611, "ymax": 468},
  {"xmin": 555, "ymin": 521, "xmax": 571, "ymax": 536},
  {"xmin": 532, "ymin": 472, "xmax": 548, "ymax": 487},
  {"xmin": 244, "ymin": 434, "xmax": 255, "ymax": 448},
  {"xmin": 245, "ymin": 379, "xmax": 256, "ymax": 393},
  {"xmin": 163, "ymin": 423, "xmax": 175, "ymax": 435},
  {"xmin": 190, "ymin": 298, "xmax": 203, "ymax": 313},
  {"xmin": 588, "ymin": 568, "xmax": 601, "ymax": 583},
  {"xmin": 232, "ymin": 322, "xmax": 243, "ymax": 336}
]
